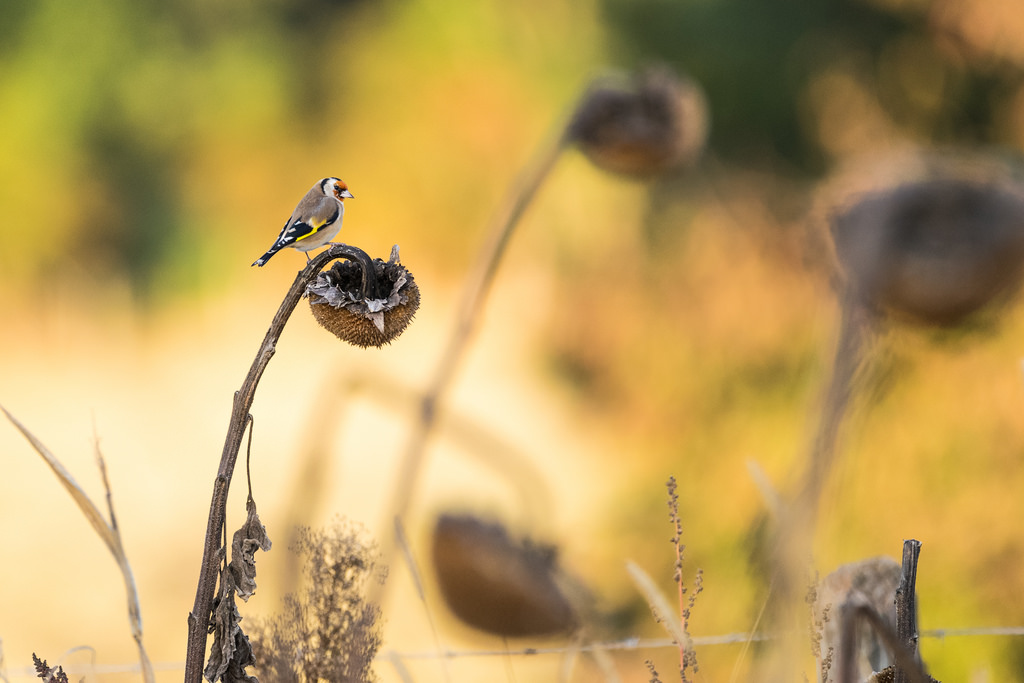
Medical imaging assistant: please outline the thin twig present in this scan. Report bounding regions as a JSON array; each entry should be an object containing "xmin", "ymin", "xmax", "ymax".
[
  {"xmin": 587, "ymin": 646, "xmax": 624, "ymax": 683},
  {"xmin": 383, "ymin": 652, "xmax": 417, "ymax": 683},
  {"xmin": 184, "ymin": 243, "xmax": 374, "ymax": 683}
]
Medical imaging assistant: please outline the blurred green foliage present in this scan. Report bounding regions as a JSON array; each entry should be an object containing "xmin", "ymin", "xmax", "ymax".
[
  {"xmin": 0, "ymin": 0, "xmax": 367, "ymax": 299},
  {"xmin": 601, "ymin": 0, "xmax": 1023, "ymax": 170},
  {"xmin": 8, "ymin": 0, "xmax": 1022, "ymax": 297}
]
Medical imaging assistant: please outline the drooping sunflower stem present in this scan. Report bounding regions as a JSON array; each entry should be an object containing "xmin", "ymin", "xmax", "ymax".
[
  {"xmin": 184, "ymin": 243, "xmax": 380, "ymax": 683},
  {"xmin": 799, "ymin": 292, "xmax": 873, "ymax": 515},
  {"xmin": 758, "ymin": 291, "xmax": 876, "ymax": 681},
  {"xmin": 341, "ymin": 243, "xmax": 385, "ymax": 301}
]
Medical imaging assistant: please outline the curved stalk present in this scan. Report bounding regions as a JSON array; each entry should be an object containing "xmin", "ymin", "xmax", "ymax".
[
  {"xmin": 374, "ymin": 128, "xmax": 570, "ymax": 585},
  {"xmin": 184, "ymin": 243, "xmax": 375, "ymax": 683}
]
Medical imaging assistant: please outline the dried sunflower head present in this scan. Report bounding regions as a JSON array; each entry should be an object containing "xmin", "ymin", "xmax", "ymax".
[
  {"xmin": 831, "ymin": 176, "xmax": 1024, "ymax": 326},
  {"xmin": 431, "ymin": 513, "xmax": 579, "ymax": 638},
  {"xmin": 568, "ymin": 66, "xmax": 708, "ymax": 178},
  {"xmin": 307, "ymin": 245, "xmax": 420, "ymax": 347}
]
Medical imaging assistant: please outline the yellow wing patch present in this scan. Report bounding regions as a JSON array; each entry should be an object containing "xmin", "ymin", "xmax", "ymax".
[{"xmin": 292, "ymin": 218, "xmax": 327, "ymax": 242}]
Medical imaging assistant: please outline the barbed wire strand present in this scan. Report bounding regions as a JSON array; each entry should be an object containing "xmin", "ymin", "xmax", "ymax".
[{"xmin": 5, "ymin": 627, "xmax": 1024, "ymax": 678}]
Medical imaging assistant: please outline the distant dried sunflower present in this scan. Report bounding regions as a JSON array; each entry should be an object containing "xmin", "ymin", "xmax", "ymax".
[
  {"xmin": 307, "ymin": 245, "xmax": 420, "ymax": 347},
  {"xmin": 831, "ymin": 175, "xmax": 1024, "ymax": 326},
  {"xmin": 431, "ymin": 513, "xmax": 579, "ymax": 638},
  {"xmin": 567, "ymin": 66, "xmax": 708, "ymax": 177}
]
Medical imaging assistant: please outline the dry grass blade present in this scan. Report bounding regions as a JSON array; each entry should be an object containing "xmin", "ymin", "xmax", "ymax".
[
  {"xmin": 587, "ymin": 643, "xmax": 624, "ymax": 683},
  {"xmin": 745, "ymin": 459, "xmax": 783, "ymax": 521},
  {"xmin": 1, "ymin": 405, "xmax": 156, "ymax": 683},
  {"xmin": 626, "ymin": 560, "xmax": 690, "ymax": 650},
  {"xmin": 383, "ymin": 651, "xmax": 417, "ymax": 683},
  {"xmin": 394, "ymin": 517, "xmax": 451, "ymax": 683},
  {"xmin": 557, "ymin": 637, "xmax": 581, "ymax": 683},
  {"xmin": 2, "ymin": 405, "xmax": 117, "ymax": 551},
  {"xmin": 93, "ymin": 431, "xmax": 154, "ymax": 676},
  {"xmin": 727, "ymin": 576, "xmax": 773, "ymax": 683},
  {"xmin": 0, "ymin": 637, "xmax": 8, "ymax": 683},
  {"xmin": 395, "ymin": 517, "xmax": 427, "ymax": 603}
]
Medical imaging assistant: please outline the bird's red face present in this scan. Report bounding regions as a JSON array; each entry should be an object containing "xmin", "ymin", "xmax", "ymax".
[{"xmin": 332, "ymin": 181, "xmax": 354, "ymax": 200}]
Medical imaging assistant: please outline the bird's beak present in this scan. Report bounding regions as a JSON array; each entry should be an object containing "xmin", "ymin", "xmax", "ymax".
[{"xmin": 341, "ymin": 189, "xmax": 354, "ymax": 199}]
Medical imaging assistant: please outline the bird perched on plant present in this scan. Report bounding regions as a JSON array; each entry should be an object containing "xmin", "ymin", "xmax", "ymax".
[{"xmin": 252, "ymin": 177, "xmax": 354, "ymax": 267}]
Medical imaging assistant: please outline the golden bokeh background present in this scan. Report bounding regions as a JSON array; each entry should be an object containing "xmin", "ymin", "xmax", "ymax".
[{"xmin": 3, "ymin": 0, "xmax": 1024, "ymax": 680}]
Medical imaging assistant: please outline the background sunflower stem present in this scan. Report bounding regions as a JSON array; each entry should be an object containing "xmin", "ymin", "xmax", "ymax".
[
  {"xmin": 764, "ymin": 293, "xmax": 874, "ymax": 680},
  {"xmin": 373, "ymin": 124, "xmax": 571, "ymax": 603}
]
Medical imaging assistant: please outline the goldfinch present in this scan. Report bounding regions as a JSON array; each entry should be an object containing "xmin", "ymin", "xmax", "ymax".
[{"xmin": 252, "ymin": 177, "xmax": 354, "ymax": 267}]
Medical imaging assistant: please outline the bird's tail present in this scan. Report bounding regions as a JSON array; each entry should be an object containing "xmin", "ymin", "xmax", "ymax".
[{"xmin": 251, "ymin": 246, "xmax": 280, "ymax": 267}]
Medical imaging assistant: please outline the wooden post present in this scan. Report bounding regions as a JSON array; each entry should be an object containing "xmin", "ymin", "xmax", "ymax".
[{"xmin": 894, "ymin": 539, "xmax": 923, "ymax": 683}]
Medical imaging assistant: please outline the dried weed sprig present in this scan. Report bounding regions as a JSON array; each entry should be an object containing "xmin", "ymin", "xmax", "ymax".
[
  {"xmin": 2, "ymin": 408, "xmax": 155, "ymax": 683},
  {"xmin": 249, "ymin": 519, "xmax": 384, "ymax": 683},
  {"xmin": 667, "ymin": 477, "xmax": 701, "ymax": 682},
  {"xmin": 807, "ymin": 579, "xmax": 834, "ymax": 683},
  {"xmin": 31, "ymin": 655, "xmax": 69, "ymax": 683},
  {"xmin": 629, "ymin": 478, "xmax": 703, "ymax": 683}
]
